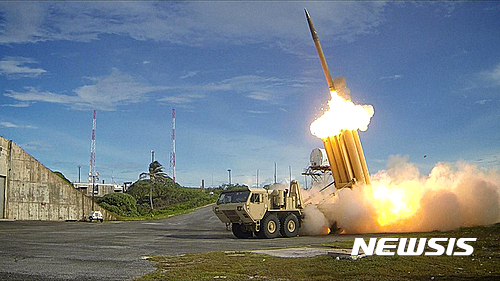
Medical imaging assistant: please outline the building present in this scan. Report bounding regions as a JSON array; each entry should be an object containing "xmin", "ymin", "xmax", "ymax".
[{"xmin": 73, "ymin": 182, "xmax": 124, "ymax": 197}]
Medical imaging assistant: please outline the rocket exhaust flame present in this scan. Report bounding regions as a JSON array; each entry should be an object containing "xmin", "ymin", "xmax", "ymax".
[
  {"xmin": 322, "ymin": 157, "xmax": 500, "ymax": 234},
  {"xmin": 301, "ymin": 157, "xmax": 500, "ymax": 235},
  {"xmin": 310, "ymin": 90, "xmax": 374, "ymax": 139}
]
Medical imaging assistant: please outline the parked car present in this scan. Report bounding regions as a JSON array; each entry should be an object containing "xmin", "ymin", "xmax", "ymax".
[{"xmin": 88, "ymin": 211, "xmax": 103, "ymax": 222}]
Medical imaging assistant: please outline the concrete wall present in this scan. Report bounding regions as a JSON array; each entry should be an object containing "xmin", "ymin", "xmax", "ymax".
[{"xmin": 0, "ymin": 136, "xmax": 115, "ymax": 221}]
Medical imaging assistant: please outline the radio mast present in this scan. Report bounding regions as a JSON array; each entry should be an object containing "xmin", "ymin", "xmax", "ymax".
[
  {"xmin": 88, "ymin": 110, "xmax": 98, "ymax": 211},
  {"xmin": 170, "ymin": 109, "xmax": 176, "ymax": 182}
]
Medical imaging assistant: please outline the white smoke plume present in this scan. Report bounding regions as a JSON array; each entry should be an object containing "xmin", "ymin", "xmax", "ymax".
[{"xmin": 301, "ymin": 155, "xmax": 500, "ymax": 234}]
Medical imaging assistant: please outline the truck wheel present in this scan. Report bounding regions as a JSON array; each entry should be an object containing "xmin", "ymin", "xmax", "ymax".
[
  {"xmin": 232, "ymin": 223, "xmax": 253, "ymax": 239},
  {"xmin": 257, "ymin": 214, "xmax": 280, "ymax": 239},
  {"xmin": 280, "ymin": 213, "xmax": 299, "ymax": 238}
]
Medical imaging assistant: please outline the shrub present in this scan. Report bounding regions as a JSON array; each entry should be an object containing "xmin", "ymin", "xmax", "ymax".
[{"xmin": 98, "ymin": 193, "xmax": 139, "ymax": 217}]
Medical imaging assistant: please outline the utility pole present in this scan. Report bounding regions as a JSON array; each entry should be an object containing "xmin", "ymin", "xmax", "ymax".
[
  {"xmin": 274, "ymin": 162, "xmax": 277, "ymax": 184},
  {"xmin": 227, "ymin": 169, "xmax": 232, "ymax": 185},
  {"xmin": 256, "ymin": 169, "xmax": 259, "ymax": 188},
  {"xmin": 78, "ymin": 165, "xmax": 81, "ymax": 183},
  {"xmin": 151, "ymin": 150, "xmax": 155, "ymax": 163}
]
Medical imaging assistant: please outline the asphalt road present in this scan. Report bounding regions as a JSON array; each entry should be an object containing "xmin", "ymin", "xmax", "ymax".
[{"xmin": 0, "ymin": 205, "xmax": 351, "ymax": 280}]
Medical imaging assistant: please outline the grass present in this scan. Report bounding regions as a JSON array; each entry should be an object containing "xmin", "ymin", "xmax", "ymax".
[
  {"xmin": 112, "ymin": 202, "xmax": 214, "ymax": 221},
  {"xmin": 136, "ymin": 223, "xmax": 499, "ymax": 281}
]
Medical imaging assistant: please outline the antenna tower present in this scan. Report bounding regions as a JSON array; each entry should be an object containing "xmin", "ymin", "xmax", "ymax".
[
  {"xmin": 170, "ymin": 109, "xmax": 176, "ymax": 182},
  {"xmin": 89, "ymin": 110, "xmax": 97, "ymax": 181},
  {"xmin": 88, "ymin": 110, "xmax": 98, "ymax": 211}
]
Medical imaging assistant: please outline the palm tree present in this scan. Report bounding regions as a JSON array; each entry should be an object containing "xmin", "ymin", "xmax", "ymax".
[{"xmin": 139, "ymin": 161, "xmax": 167, "ymax": 211}]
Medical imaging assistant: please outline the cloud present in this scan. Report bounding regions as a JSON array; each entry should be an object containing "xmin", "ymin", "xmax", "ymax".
[
  {"xmin": 217, "ymin": 75, "xmax": 285, "ymax": 102},
  {"xmin": 4, "ymin": 68, "xmax": 170, "ymax": 111},
  {"xmin": 158, "ymin": 93, "xmax": 205, "ymax": 105},
  {"xmin": 3, "ymin": 66, "xmax": 300, "ymax": 109},
  {"xmin": 433, "ymin": 1, "xmax": 463, "ymax": 18},
  {"xmin": 0, "ymin": 2, "xmax": 387, "ymax": 46},
  {"xmin": 247, "ymin": 92, "xmax": 272, "ymax": 101},
  {"xmin": 0, "ymin": 56, "xmax": 47, "ymax": 78},
  {"xmin": 1, "ymin": 102, "xmax": 32, "ymax": 107},
  {"xmin": 247, "ymin": 110, "xmax": 268, "ymax": 114},
  {"xmin": 480, "ymin": 63, "xmax": 500, "ymax": 86},
  {"xmin": 380, "ymin": 74, "xmax": 403, "ymax": 81},
  {"xmin": 0, "ymin": 121, "xmax": 37, "ymax": 129},
  {"xmin": 475, "ymin": 99, "xmax": 491, "ymax": 105},
  {"xmin": 180, "ymin": 71, "xmax": 198, "ymax": 79},
  {"xmin": 158, "ymin": 75, "xmax": 299, "ymax": 105}
]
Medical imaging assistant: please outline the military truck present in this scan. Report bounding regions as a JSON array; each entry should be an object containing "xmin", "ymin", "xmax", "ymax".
[{"xmin": 213, "ymin": 181, "xmax": 304, "ymax": 239}]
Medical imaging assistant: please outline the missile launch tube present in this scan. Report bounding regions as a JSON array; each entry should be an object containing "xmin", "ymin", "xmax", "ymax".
[
  {"xmin": 323, "ymin": 137, "xmax": 342, "ymax": 185},
  {"xmin": 305, "ymin": 9, "xmax": 335, "ymax": 92},
  {"xmin": 343, "ymin": 130, "xmax": 366, "ymax": 185},
  {"xmin": 352, "ymin": 130, "xmax": 371, "ymax": 185},
  {"xmin": 332, "ymin": 135, "xmax": 349, "ymax": 184},
  {"xmin": 338, "ymin": 133, "xmax": 354, "ymax": 182}
]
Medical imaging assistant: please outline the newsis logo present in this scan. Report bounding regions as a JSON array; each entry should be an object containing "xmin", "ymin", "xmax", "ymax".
[{"xmin": 351, "ymin": 238, "xmax": 477, "ymax": 256}]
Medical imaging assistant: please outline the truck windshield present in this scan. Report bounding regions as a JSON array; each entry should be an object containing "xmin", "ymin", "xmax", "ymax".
[{"xmin": 217, "ymin": 190, "xmax": 250, "ymax": 204}]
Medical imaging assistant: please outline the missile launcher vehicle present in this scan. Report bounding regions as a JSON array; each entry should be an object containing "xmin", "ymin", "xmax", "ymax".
[{"xmin": 213, "ymin": 181, "xmax": 304, "ymax": 238}]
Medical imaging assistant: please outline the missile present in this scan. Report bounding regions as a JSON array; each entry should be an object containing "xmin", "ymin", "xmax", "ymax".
[
  {"xmin": 305, "ymin": 9, "xmax": 335, "ymax": 93},
  {"xmin": 305, "ymin": 8, "xmax": 371, "ymax": 187},
  {"xmin": 305, "ymin": 9, "xmax": 350, "ymax": 100}
]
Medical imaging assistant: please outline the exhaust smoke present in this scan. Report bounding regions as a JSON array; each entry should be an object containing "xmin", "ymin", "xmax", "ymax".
[{"xmin": 302, "ymin": 155, "xmax": 500, "ymax": 234}]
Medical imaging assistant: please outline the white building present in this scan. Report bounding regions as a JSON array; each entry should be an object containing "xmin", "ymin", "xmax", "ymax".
[{"xmin": 73, "ymin": 182, "xmax": 123, "ymax": 197}]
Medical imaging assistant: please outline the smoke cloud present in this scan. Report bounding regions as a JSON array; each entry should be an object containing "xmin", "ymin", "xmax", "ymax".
[{"xmin": 301, "ymin": 155, "xmax": 500, "ymax": 234}]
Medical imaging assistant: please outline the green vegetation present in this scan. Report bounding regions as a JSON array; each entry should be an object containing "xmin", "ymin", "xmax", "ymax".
[
  {"xmin": 53, "ymin": 171, "xmax": 72, "ymax": 185},
  {"xmin": 137, "ymin": 223, "xmax": 499, "ymax": 281},
  {"xmin": 138, "ymin": 161, "xmax": 168, "ymax": 210},
  {"xmin": 98, "ymin": 193, "xmax": 140, "ymax": 217},
  {"xmin": 98, "ymin": 161, "xmax": 249, "ymax": 220}
]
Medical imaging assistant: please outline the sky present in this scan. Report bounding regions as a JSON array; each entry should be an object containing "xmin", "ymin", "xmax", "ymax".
[{"xmin": 0, "ymin": 1, "xmax": 499, "ymax": 188}]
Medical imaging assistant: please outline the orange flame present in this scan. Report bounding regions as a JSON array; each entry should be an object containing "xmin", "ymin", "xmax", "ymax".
[
  {"xmin": 370, "ymin": 183, "xmax": 422, "ymax": 227},
  {"xmin": 310, "ymin": 91, "xmax": 374, "ymax": 139}
]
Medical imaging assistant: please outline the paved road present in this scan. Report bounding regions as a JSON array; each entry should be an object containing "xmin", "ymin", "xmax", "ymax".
[{"xmin": 0, "ymin": 205, "xmax": 352, "ymax": 280}]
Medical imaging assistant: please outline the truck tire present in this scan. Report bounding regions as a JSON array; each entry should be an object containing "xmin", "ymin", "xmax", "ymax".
[
  {"xmin": 256, "ymin": 214, "xmax": 280, "ymax": 239},
  {"xmin": 280, "ymin": 213, "xmax": 299, "ymax": 238},
  {"xmin": 232, "ymin": 223, "xmax": 253, "ymax": 239}
]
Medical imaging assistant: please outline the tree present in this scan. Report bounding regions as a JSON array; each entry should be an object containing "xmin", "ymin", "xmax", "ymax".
[{"xmin": 139, "ymin": 161, "xmax": 168, "ymax": 211}]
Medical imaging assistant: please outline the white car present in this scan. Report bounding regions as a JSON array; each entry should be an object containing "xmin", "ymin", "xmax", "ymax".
[{"xmin": 88, "ymin": 211, "xmax": 103, "ymax": 222}]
